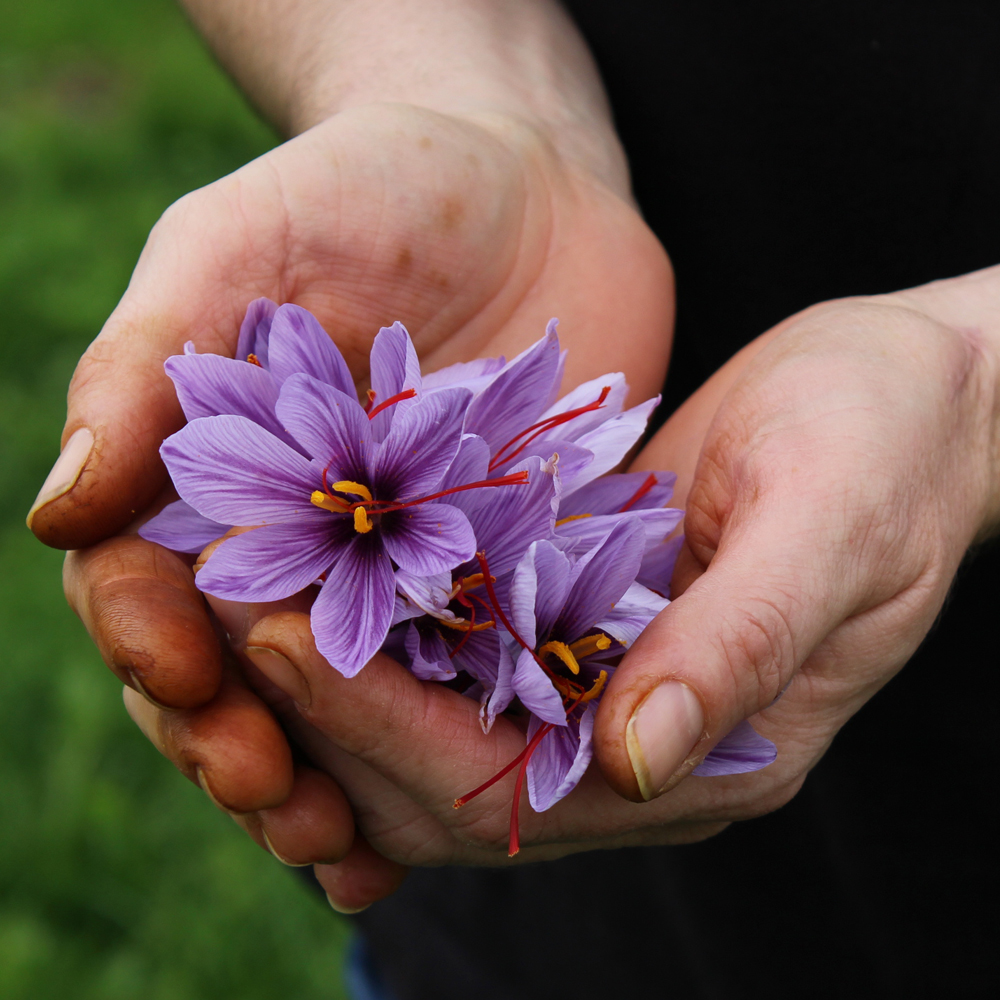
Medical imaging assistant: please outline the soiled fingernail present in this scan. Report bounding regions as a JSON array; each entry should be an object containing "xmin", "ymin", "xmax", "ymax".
[
  {"xmin": 26, "ymin": 427, "xmax": 94, "ymax": 530},
  {"xmin": 262, "ymin": 830, "xmax": 311, "ymax": 867},
  {"xmin": 326, "ymin": 892, "xmax": 370, "ymax": 915},
  {"xmin": 196, "ymin": 767, "xmax": 228, "ymax": 812},
  {"xmin": 244, "ymin": 645, "xmax": 311, "ymax": 707},
  {"xmin": 127, "ymin": 669, "xmax": 171, "ymax": 711},
  {"xmin": 626, "ymin": 681, "xmax": 704, "ymax": 801}
]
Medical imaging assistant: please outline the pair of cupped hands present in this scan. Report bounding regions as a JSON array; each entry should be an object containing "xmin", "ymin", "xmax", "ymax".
[{"xmin": 29, "ymin": 104, "xmax": 1000, "ymax": 911}]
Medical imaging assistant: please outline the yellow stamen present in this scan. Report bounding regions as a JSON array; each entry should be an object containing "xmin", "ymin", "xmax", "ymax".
[
  {"xmin": 538, "ymin": 640, "xmax": 580, "ymax": 675},
  {"xmin": 333, "ymin": 480, "xmax": 373, "ymax": 502},
  {"xmin": 438, "ymin": 617, "xmax": 496, "ymax": 632},
  {"xmin": 311, "ymin": 490, "xmax": 351, "ymax": 513},
  {"xmin": 353, "ymin": 507, "xmax": 374, "ymax": 533},
  {"xmin": 580, "ymin": 670, "xmax": 608, "ymax": 703},
  {"xmin": 569, "ymin": 632, "xmax": 612, "ymax": 659},
  {"xmin": 555, "ymin": 513, "xmax": 592, "ymax": 527}
]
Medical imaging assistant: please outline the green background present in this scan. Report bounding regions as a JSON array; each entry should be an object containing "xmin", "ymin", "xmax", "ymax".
[{"xmin": 0, "ymin": 1, "xmax": 351, "ymax": 996}]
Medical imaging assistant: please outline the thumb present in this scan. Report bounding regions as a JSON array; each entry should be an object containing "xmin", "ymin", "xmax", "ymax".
[
  {"xmin": 594, "ymin": 511, "xmax": 852, "ymax": 802},
  {"xmin": 26, "ymin": 193, "xmax": 251, "ymax": 549}
]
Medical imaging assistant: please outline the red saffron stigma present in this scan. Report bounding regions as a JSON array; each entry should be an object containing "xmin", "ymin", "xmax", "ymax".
[
  {"xmin": 361, "ymin": 472, "xmax": 529, "ymax": 515},
  {"xmin": 619, "ymin": 472, "xmax": 658, "ymax": 512},
  {"xmin": 453, "ymin": 745, "xmax": 530, "ymax": 809},
  {"xmin": 367, "ymin": 388, "xmax": 417, "ymax": 420},
  {"xmin": 488, "ymin": 386, "xmax": 612, "ymax": 472},
  {"xmin": 508, "ymin": 722, "xmax": 555, "ymax": 856},
  {"xmin": 363, "ymin": 388, "xmax": 378, "ymax": 413}
]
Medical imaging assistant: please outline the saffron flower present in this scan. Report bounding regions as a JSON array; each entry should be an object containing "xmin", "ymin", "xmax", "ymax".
[
  {"xmin": 455, "ymin": 522, "xmax": 776, "ymax": 855},
  {"xmin": 154, "ymin": 367, "xmax": 530, "ymax": 675}
]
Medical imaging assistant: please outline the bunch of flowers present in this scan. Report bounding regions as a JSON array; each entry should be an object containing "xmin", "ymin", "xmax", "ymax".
[{"xmin": 142, "ymin": 300, "xmax": 775, "ymax": 854}]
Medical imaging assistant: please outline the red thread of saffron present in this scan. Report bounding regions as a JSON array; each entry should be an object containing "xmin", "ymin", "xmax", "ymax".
[
  {"xmin": 367, "ymin": 388, "xmax": 417, "ymax": 421},
  {"xmin": 488, "ymin": 386, "xmax": 612, "ymax": 472},
  {"xmin": 618, "ymin": 472, "xmax": 658, "ymax": 512}
]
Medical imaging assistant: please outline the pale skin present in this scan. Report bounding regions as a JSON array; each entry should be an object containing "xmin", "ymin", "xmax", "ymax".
[{"xmin": 34, "ymin": 1, "xmax": 1000, "ymax": 912}]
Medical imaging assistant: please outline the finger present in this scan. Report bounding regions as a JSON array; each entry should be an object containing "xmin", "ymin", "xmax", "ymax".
[
  {"xmin": 122, "ymin": 665, "xmax": 294, "ymax": 813},
  {"xmin": 244, "ymin": 613, "xmax": 526, "ymax": 809},
  {"xmin": 239, "ymin": 766, "xmax": 356, "ymax": 866},
  {"xmin": 313, "ymin": 836, "xmax": 410, "ymax": 914},
  {"xmin": 65, "ymin": 535, "xmax": 223, "ymax": 709}
]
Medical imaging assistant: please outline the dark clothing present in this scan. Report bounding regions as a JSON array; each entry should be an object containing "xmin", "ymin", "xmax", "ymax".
[{"xmin": 356, "ymin": 4, "xmax": 1000, "ymax": 996}]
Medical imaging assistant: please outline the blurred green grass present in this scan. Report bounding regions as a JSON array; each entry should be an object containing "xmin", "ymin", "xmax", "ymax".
[{"xmin": 0, "ymin": 1, "xmax": 350, "ymax": 996}]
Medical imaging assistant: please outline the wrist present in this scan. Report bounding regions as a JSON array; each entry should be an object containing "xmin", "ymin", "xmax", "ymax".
[
  {"xmin": 881, "ymin": 265, "xmax": 1000, "ymax": 535},
  {"xmin": 181, "ymin": 0, "xmax": 630, "ymax": 197}
]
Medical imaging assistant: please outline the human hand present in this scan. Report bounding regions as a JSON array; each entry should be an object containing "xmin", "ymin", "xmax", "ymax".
[
  {"xmin": 158, "ymin": 266, "xmax": 999, "ymax": 908},
  {"xmin": 41, "ymin": 37, "xmax": 671, "ymax": 838}
]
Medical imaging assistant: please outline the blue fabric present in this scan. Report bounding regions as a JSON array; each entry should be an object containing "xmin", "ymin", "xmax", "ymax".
[{"xmin": 345, "ymin": 936, "xmax": 397, "ymax": 1000}]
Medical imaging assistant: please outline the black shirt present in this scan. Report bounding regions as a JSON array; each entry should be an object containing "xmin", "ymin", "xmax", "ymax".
[{"xmin": 356, "ymin": 4, "xmax": 999, "ymax": 996}]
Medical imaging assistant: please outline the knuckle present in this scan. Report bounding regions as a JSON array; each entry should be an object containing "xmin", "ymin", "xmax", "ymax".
[{"xmin": 717, "ymin": 592, "xmax": 799, "ymax": 707}]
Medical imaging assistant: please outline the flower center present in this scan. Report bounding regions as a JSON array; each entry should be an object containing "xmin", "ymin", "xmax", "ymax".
[{"xmin": 310, "ymin": 471, "xmax": 530, "ymax": 533}]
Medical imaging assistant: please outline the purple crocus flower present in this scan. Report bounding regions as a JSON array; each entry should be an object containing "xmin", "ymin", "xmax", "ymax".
[
  {"xmin": 142, "ymin": 304, "xmax": 503, "ymax": 553},
  {"xmin": 455, "ymin": 520, "xmax": 776, "ymax": 855},
  {"xmin": 156, "ymin": 368, "xmax": 532, "ymax": 676}
]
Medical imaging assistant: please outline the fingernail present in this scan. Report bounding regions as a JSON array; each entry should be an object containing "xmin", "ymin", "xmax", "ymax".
[
  {"xmin": 26, "ymin": 427, "xmax": 94, "ymax": 529},
  {"xmin": 326, "ymin": 892, "xmax": 370, "ymax": 915},
  {"xmin": 244, "ymin": 645, "xmax": 311, "ymax": 707},
  {"xmin": 626, "ymin": 681, "xmax": 704, "ymax": 801},
  {"xmin": 128, "ymin": 669, "xmax": 172, "ymax": 711},
  {"xmin": 262, "ymin": 830, "xmax": 311, "ymax": 867},
  {"xmin": 196, "ymin": 767, "xmax": 228, "ymax": 812}
]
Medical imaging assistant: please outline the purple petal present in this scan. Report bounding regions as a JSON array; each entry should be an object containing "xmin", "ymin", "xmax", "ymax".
[
  {"xmin": 276, "ymin": 373, "xmax": 373, "ymax": 476},
  {"xmin": 560, "ymin": 396, "xmax": 661, "ymax": 493},
  {"xmin": 161, "ymin": 415, "xmax": 323, "ymax": 525},
  {"xmin": 381, "ymin": 503, "xmax": 476, "ymax": 576},
  {"xmin": 404, "ymin": 622, "xmax": 456, "ymax": 681},
  {"xmin": 533, "ymin": 372, "xmax": 628, "ymax": 445},
  {"xmin": 368, "ymin": 322, "xmax": 422, "ymax": 441},
  {"xmin": 596, "ymin": 582, "xmax": 669, "ymax": 648},
  {"xmin": 139, "ymin": 500, "xmax": 230, "ymax": 554},
  {"xmin": 236, "ymin": 298, "xmax": 278, "ymax": 367},
  {"xmin": 558, "ymin": 520, "xmax": 646, "ymax": 641},
  {"xmin": 555, "ymin": 507, "xmax": 684, "ymax": 559},
  {"xmin": 558, "ymin": 470, "xmax": 677, "ymax": 518},
  {"xmin": 394, "ymin": 569, "xmax": 453, "ymax": 618},
  {"xmin": 165, "ymin": 352, "xmax": 289, "ymax": 440},
  {"xmin": 477, "ymin": 638, "xmax": 515, "ymax": 731},
  {"xmin": 460, "ymin": 455, "xmax": 559, "ymax": 579},
  {"xmin": 195, "ymin": 521, "xmax": 344, "ymax": 602},
  {"xmin": 638, "ymin": 535, "xmax": 685, "ymax": 596},
  {"xmin": 464, "ymin": 327, "xmax": 561, "ymax": 455},
  {"xmin": 310, "ymin": 535, "xmax": 395, "ymax": 677},
  {"xmin": 527, "ymin": 706, "xmax": 595, "ymax": 812},
  {"xmin": 437, "ymin": 435, "xmax": 492, "ymax": 516},
  {"xmin": 421, "ymin": 356, "xmax": 505, "ymax": 394},
  {"xmin": 508, "ymin": 540, "xmax": 573, "ymax": 649},
  {"xmin": 375, "ymin": 387, "xmax": 470, "ymax": 500},
  {"xmin": 692, "ymin": 720, "xmax": 777, "ymax": 776},
  {"xmin": 267, "ymin": 304, "xmax": 355, "ymax": 396},
  {"xmin": 511, "ymin": 647, "xmax": 566, "ymax": 726}
]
